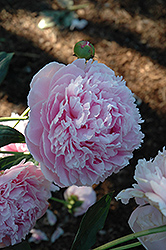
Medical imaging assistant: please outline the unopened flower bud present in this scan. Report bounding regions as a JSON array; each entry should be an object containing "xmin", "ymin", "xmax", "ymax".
[
  {"xmin": 74, "ymin": 40, "xmax": 95, "ymax": 60},
  {"xmin": 64, "ymin": 185, "xmax": 96, "ymax": 216}
]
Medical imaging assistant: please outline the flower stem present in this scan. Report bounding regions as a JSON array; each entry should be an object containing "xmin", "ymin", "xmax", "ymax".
[
  {"xmin": 107, "ymin": 241, "xmax": 141, "ymax": 250},
  {"xmin": 20, "ymin": 107, "xmax": 30, "ymax": 117},
  {"xmin": 93, "ymin": 225, "xmax": 166, "ymax": 250},
  {"xmin": 50, "ymin": 197, "xmax": 68, "ymax": 206},
  {"xmin": 0, "ymin": 116, "xmax": 29, "ymax": 122},
  {"xmin": 13, "ymin": 107, "xmax": 30, "ymax": 128},
  {"xmin": 0, "ymin": 151, "xmax": 30, "ymax": 155}
]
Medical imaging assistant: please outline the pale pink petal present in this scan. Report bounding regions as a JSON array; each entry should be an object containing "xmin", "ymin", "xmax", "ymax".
[
  {"xmin": 28, "ymin": 77, "xmax": 50, "ymax": 107},
  {"xmin": 30, "ymin": 62, "xmax": 64, "ymax": 88},
  {"xmin": 129, "ymin": 205, "xmax": 166, "ymax": 250},
  {"xmin": 51, "ymin": 227, "xmax": 64, "ymax": 243},
  {"xmin": 28, "ymin": 229, "xmax": 49, "ymax": 243},
  {"xmin": 117, "ymin": 148, "xmax": 166, "ymax": 217},
  {"xmin": 46, "ymin": 209, "xmax": 57, "ymax": 226},
  {"xmin": 25, "ymin": 102, "xmax": 43, "ymax": 145}
]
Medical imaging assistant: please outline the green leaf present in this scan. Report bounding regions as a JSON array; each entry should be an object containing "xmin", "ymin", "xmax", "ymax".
[
  {"xmin": 7, "ymin": 241, "xmax": 32, "ymax": 250},
  {"xmin": 0, "ymin": 51, "xmax": 14, "ymax": 85},
  {"xmin": 0, "ymin": 154, "xmax": 32, "ymax": 170},
  {"xmin": 71, "ymin": 193, "xmax": 113, "ymax": 250},
  {"xmin": 0, "ymin": 125, "xmax": 25, "ymax": 147}
]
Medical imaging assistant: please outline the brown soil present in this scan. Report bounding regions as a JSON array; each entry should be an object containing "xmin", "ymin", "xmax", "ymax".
[{"xmin": 1, "ymin": 1, "xmax": 166, "ymax": 250}]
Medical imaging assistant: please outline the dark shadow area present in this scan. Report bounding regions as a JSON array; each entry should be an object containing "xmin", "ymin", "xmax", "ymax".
[
  {"xmin": 0, "ymin": 0, "xmax": 52, "ymax": 13},
  {"xmin": 116, "ymin": 0, "xmax": 166, "ymax": 21},
  {"xmin": 136, "ymin": 102, "xmax": 166, "ymax": 160},
  {"xmin": 0, "ymin": 27, "xmax": 61, "ymax": 105}
]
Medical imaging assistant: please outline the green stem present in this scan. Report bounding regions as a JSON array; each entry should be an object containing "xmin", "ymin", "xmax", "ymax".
[
  {"xmin": 93, "ymin": 225, "xmax": 166, "ymax": 250},
  {"xmin": 108, "ymin": 241, "xmax": 141, "ymax": 250},
  {"xmin": 13, "ymin": 107, "xmax": 30, "ymax": 128},
  {"xmin": 50, "ymin": 197, "xmax": 68, "ymax": 206},
  {"xmin": 20, "ymin": 107, "xmax": 30, "ymax": 117},
  {"xmin": 0, "ymin": 116, "xmax": 29, "ymax": 122}
]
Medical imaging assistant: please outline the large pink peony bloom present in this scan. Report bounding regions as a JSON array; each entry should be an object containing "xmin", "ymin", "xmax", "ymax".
[
  {"xmin": 64, "ymin": 185, "xmax": 96, "ymax": 216},
  {"xmin": 25, "ymin": 59, "xmax": 143, "ymax": 187},
  {"xmin": 0, "ymin": 161, "xmax": 52, "ymax": 247},
  {"xmin": 129, "ymin": 205, "xmax": 166, "ymax": 250},
  {"xmin": 116, "ymin": 148, "xmax": 166, "ymax": 217}
]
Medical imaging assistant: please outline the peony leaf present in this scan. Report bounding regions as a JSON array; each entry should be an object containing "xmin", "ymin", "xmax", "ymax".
[
  {"xmin": 70, "ymin": 193, "xmax": 112, "ymax": 250},
  {"xmin": 8, "ymin": 241, "xmax": 32, "ymax": 250},
  {"xmin": 0, "ymin": 154, "xmax": 32, "ymax": 170},
  {"xmin": 0, "ymin": 125, "xmax": 25, "ymax": 147},
  {"xmin": 0, "ymin": 51, "xmax": 14, "ymax": 85}
]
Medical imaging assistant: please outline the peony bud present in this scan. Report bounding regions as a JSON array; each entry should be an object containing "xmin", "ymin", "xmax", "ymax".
[
  {"xmin": 74, "ymin": 40, "xmax": 95, "ymax": 60},
  {"xmin": 64, "ymin": 185, "xmax": 96, "ymax": 216}
]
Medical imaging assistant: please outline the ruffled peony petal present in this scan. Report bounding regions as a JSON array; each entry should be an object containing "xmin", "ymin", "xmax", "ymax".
[
  {"xmin": 117, "ymin": 147, "xmax": 166, "ymax": 217},
  {"xmin": 25, "ymin": 59, "xmax": 144, "ymax": 187}
]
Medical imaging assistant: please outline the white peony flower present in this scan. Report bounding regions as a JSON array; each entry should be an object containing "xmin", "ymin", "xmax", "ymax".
[{"xmin": 116, "ymin": 147, "xmax": 166, "ymax": 216}]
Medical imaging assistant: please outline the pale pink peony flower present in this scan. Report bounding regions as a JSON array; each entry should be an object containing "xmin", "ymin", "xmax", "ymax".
[
  {"xmin": 25, "ymin": 59, "xmax": 143, "ymax": 187},
  {"xmin": 0, "ymin": 161, "xmax": 52, "ymax": 247},
  {"xmin": 129, "ymin": 205, "xmax": 166, "ymax": 250},
  {"xmin": 64, "ymin": 185, "xmax": 96, "ymax": 216},
  {"xmin": 116, "ymin": 148, "xmax": 166, "ymax": 217}
]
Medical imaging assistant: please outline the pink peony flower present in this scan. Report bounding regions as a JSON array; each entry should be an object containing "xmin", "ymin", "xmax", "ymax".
[
  {"xmin": 116, "ymin": 148, "xmax": 166, "ymax": 217},
  {"xmin": 25, "ymin": 59, "xmax": 143, "ymax": 187},
  {"xmin": 64, "ymin": 185, "xmax": 96, "ymax": 216},
  {"xmin": 129, "ymin": 205, "xmax": 166, "ymax": 250},
  {"xmin": 0, "ymin": 161, "xmax": 52, "ymax": 247}
]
